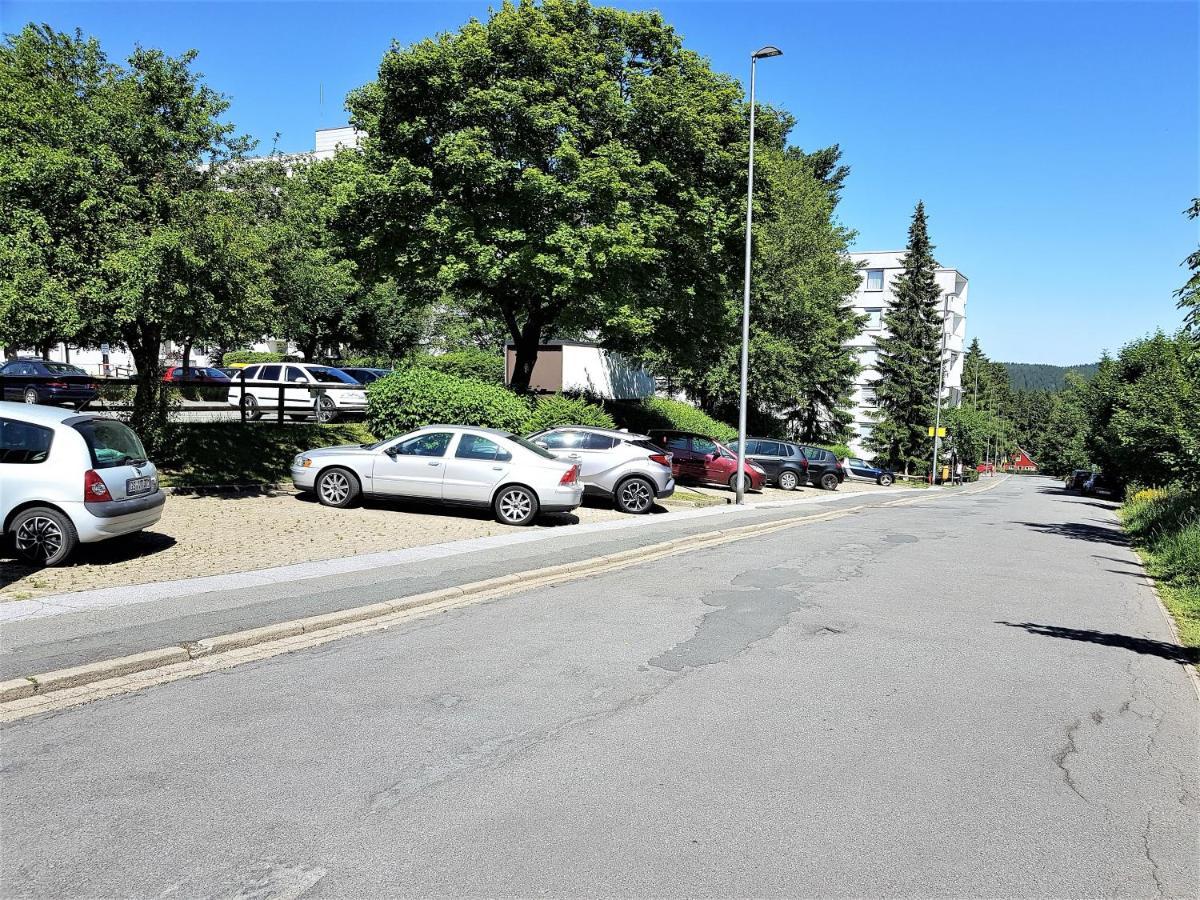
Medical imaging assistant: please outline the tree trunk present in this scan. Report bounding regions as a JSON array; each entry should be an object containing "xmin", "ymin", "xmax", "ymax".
[
  {"xmin": 182, "ymin": 340, "xmax": 193, "ymax": 378},
  {"xmin": 506, "ymin": 318, "xmax": 543, "ymax": 394},
  {"xmin": 125, "ymin": 324, "xmax": 169, "ymax": 454},
  {"xmin": 301, "ymin": 340, "xmax": 318, "ymax": 363},
  {"xmin": 39, "ymin": 341, "xmax": 52, "ymax": 361}
]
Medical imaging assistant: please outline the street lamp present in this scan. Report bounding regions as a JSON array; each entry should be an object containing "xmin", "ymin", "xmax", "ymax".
[
  {"xmin": 735, "ymin": 44, "xmax": 783, "ymax": 505},
  {"xmin": 930, "ymin": 291, "xmax": 950, "ymax": 484}
]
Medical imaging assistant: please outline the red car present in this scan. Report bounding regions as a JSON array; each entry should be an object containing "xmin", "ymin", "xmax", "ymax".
[
  {"xmin": 162, "ymin": 366, "xmax": 231, "ymax": 384},
  {"xmin": 647, "ymin": 429, "xmax": 766, "ymax": 492}
]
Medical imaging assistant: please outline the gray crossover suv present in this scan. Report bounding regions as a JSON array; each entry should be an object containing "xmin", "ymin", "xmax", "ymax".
[{"xmin": 527, "ymin": 426, "xmax": 675, "ymax": 513}]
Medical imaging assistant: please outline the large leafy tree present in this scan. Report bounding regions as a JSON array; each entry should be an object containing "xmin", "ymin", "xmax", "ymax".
[
  {"xmin": 867, "ymin": 201, "xmax": 943, "ymax": 472},
  {"xmin": 0, "ymin": 25, "xmax": 271, "ymax": 443},
  {"xmin": 344, "ymin": 0, "xmax": 778, "ymax": 392},
  {"xmin": 691, "ymin": 144, "xmax": 862, "ymax": 441},
  {"xmin": 226, "ymin": 155, "xmax": 428, "ymax": 362}
]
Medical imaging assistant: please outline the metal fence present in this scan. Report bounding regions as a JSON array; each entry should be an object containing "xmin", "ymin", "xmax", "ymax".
[{"xmin": 0, "ymin": 374, "xmax": 368, "ymax": 425}]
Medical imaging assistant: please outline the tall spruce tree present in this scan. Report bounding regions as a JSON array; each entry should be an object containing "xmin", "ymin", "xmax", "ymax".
[{"xmin": 867, "ymin": 201, "xmax": 943, "ymax": 472}]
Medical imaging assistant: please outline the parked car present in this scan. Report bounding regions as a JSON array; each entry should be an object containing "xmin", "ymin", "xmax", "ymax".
[
  {"xmin": 1064, "ymin": 469, "xmax": 1092, "ymax": 491},
  {"xmin": 646, "ymin": 430, "xmax": 765, "ymax": 492},
  {"xmin": 527, "ymin": 426, "xmax": 675, "ymax": 513},
  {"xmin": 163, "ymin": 366, "xmax": 231, "ymax": 384},
  {"xmin": 725, "ymin": 438, "xmax": 809, "ymax": 491},
  {"xmin": 226, "ymin": 363, "xmax": 367, "ymax": 422},
  {"xmin": 1082, "ymin": 472, "xmax": 1119, "ymax": 498},
  {"xmin": 797, "ymin": 445, "xmax": 845, "ymax": 490},
  {"xmin": 291, "ymin": 425, "xmax": 583, "ymax": 525},
  {"xmin": 0, "ymin": 402, "xmax": 164, "ymax": 566},
  {"xmin": 0, "ymin": 358, "xmax": 98, "ymax": 407},
  {"xmin": 841, "ymin": 456, "xmax": 895, "ymax": 486},
  {"xmin": 339, "ymin": 367, "xmax": 393, "ymax": 385}
]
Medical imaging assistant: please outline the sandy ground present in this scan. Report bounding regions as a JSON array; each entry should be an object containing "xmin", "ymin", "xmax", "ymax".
[{"xmin": 0, "ymin": 480, "xmax": 902, "ymax": 602}]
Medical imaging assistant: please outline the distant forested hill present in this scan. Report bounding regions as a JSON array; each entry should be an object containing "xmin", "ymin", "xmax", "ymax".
[{"xmin": 1001, "ymin": 362, "xmax": 1100, "ymax": 392}]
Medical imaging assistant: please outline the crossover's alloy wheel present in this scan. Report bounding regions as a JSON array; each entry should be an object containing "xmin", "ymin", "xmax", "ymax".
[
  {"xmin": 778, "ymin": 470, "xmax": 799, "ymax": 491},
  {"xmin": 314, "ymin": 395, "xmax": 338, "ymax": 424},
  {"xmin": 495, "ymin": 486, "xmax": 537, "ymax": 525},
  {"xmin": 617, "ymin": 477, "xmax": 653, "ymax": 514}
]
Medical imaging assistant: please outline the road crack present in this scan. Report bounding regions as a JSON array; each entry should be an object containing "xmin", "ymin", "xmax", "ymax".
[
  {"xmin": 1052, "ymin": 718, "xmax": 1088, "ymax": 802},
  {"xmin": 1141, "ymin": 810, "xmax": 1166, "ymax": 898}
]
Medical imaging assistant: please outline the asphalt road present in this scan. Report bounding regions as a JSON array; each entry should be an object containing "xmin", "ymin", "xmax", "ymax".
[{"xmin": 2, "ymin": 477, "xmax": 1197, "ymax": 897}]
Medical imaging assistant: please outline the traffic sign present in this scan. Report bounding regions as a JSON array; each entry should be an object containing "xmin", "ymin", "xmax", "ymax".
[{"xmin": 927, "ymin": 426, "xmax": 946, "ymax": 437}]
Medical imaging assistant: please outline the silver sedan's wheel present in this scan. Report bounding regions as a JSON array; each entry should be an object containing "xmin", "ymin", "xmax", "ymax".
[
  {"xmin": 494, "ymin": 485, "xmax": 538, "ymax": 526},
  {"xmin": 13, "ymin": 507, "xmax": 77, "ymax": 567},
  {"xmin": 316, "ymin": 468, "xmax": 359, "ymax": 508},
  {"xmin": 778, "ymin": 470, "xmax": 799, "ymax": 491},
  {"xmin": 616, "ymin": 476, "xmax": 654, "ymax": 514}
]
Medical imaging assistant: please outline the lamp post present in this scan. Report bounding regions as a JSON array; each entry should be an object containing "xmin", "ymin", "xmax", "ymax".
[{"xmin": 735, "ymin": 44, "xmax": 783, "ymax": 505}]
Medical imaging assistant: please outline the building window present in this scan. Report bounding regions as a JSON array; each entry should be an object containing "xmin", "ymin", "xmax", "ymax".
[
  {"xmin": 859, "ymin": 387, "xmax": 878, "ymax": 408},
  {"xmin": 865, "ymin": 269, "xmax": 884, "ymax": 291},
  {"xmin": 858, "ymin": 350, "xmax": 878, "ymax": 371},
  {"xmin": 864, "ymin": 308, "xmax": 883, "ymax": 331}
]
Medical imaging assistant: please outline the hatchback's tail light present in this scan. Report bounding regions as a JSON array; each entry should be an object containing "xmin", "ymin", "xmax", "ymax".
[
  {"xmin": 84, "ymin": 470, "xmax": 113, "ymax": 502},
  {"xmin": 559, "ymin": 464, "xmax": 579, "ymax": 486},
  {"xmin": 649, "ymin": 453, "xmax": 671, "ymax": 467}
]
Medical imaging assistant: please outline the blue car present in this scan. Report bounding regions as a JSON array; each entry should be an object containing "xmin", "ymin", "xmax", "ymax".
[{"xmin": 842, "ymin": 456, "xmax": 895, "ymax": 486}]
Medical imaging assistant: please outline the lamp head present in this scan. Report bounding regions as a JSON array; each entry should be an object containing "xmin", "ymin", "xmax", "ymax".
[{"xmin": 752, "ymin": 46, "xmax": 783, "ymax": 60}]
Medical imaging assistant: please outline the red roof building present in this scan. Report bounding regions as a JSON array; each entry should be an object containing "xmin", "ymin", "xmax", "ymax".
[{"xmin": 1004, "ymin": 448, "xmax": 1038, "ymax": 472}]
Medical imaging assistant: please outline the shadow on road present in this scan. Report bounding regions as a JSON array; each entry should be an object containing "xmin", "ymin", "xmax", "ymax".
[
  {"xmin": 997, "ymin": 620, "xmax": 1197, "ymax": 664},
  {"xmin": 1014, "ymin": 520, "xmax": 1129, "ymax": 546}
]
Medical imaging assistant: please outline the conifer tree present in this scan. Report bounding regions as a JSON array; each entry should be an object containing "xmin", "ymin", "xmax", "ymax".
[{"xmin": 867, "ymin": 201, "xmax": 943, "ymax": 472}]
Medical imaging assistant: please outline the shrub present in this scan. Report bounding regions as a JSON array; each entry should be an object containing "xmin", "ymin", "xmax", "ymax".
[
  {"xmin": 367, "ymin": 368, "xmax": 529, "ymax": 437},
  {"xmin": 1121, "ymin": 485, "xmax": 1200, "ymax": 651},
  {"xmin": 814, "ymin": 443, "xmax": 854, "ymax": 460},
  {"xmin": 157, "ymin": 422, "xmax": 376, "ymax": 486},
  {"xmin": 609, "ymin": 397, "xmax": 738, "ymax": 443},
  {"xmin": 524, "ymin": 394, "xmax": 616, "ymax": 434},
  {"xmin": 223, "ymin": 350, "xmax": 287, "ymax": 365},
  {"xmin": 411, "ymin": 349, "xmax": 506, "ymax": 384}
]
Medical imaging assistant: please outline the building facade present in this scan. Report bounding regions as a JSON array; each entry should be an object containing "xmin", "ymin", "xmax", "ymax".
[{"xmin": 845, "ymin": 250, "xmax": 968, "ymax": 458}]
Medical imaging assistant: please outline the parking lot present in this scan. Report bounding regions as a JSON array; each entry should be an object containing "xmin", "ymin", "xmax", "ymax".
[{"xmin": 0, "ymin": 481, "xmax": 903, "ymax": 603}]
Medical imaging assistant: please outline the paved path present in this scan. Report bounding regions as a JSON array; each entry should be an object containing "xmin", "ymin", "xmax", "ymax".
[{"xmin": 2, "ymin": 476, "xmax": 1196, "ymax": 897}]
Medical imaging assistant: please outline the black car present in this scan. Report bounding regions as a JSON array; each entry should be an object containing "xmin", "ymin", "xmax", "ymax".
[
  {"xmin": 1082, "ymin": 472, "xmax": 1119, "ymax": 498},
  {"xmin": 339, "ymin": 367, "xmax": 392, "ymax": 385},
  {"xmin": 727, "ymin": 438, "xmax": 810, "ymax": 491},
  {"xmin": 798, "ymin": 445, "xmax": 846, "ymax": 491},
  {"xmin": 0, "ymin": 358, "xmax": 98, "ymax": 406},
  {"xmin": 1064, "ymin": 469, "xmax": 1092, "ymax": 491}
]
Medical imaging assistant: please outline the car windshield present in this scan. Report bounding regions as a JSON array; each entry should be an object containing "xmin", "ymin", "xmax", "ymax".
[
  {"xmin": 308, "ymin": 367, "xmax": 358, "ymax": 384},
  {"xmin": 43, "ymin": 363, "xmax": 87, "ymax": 376},
  {"xmin": 73, "ymin": 419, "xmax": 148, "ymax": 469},
  {"xmin": 506, "ymin": 434, "xmax": 557, "ymax": 460}
]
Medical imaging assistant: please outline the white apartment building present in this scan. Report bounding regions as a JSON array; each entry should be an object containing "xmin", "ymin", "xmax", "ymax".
[{"xmin": 845, "ymin": 250, "xmax": 968, "ymax": 458}]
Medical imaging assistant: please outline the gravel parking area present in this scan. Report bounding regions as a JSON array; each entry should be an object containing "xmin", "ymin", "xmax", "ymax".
[{"xmin": 0, "ymin": 480, "xmax": 904, "ymax": 603}]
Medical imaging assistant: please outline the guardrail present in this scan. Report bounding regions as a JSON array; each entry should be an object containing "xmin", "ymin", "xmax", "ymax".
[{"xmin": 0, "ymin": 374, "xmax": 367, "ymax": 425}]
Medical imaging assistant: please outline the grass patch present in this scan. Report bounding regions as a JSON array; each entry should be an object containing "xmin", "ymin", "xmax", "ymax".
[
  {"xmin": 158, "ymin": 422, "xmax": 376, "ymax": 486},
  {"xmin": 1120, "ymin": 486, "xmax": 1200, "ymax": 650}
]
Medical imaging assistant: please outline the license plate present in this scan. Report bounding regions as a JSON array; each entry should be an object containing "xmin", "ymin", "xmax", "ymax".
[{"xmin": 126, "ymin": 476, "xmax": 154, "ymax": 496}]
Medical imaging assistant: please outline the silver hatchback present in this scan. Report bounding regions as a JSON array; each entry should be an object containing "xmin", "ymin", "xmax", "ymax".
[{"xmin": 527, "ymin": 426, "xmax": 674, "ymax": 514}]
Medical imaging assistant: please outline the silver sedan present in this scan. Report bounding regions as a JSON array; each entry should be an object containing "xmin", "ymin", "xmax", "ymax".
[{"xmin": 291, "ymin": 425, "xmax": 584, "ymax": 525}]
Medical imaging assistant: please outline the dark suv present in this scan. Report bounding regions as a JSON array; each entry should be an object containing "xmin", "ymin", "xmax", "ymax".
[
  {"xmin": 726, "ymin": 438, "xmax": 809, "ymax": 491},
  {"xmin": 798, "ymin": 445, "xmax": 845, "ymax": 490}
]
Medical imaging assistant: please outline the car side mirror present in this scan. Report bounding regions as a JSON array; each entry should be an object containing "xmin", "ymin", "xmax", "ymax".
[
  {"xmin": 384, "ymin": 446, "xmax": 398, "ymax": 458},
  {"xmin": 292, "ymin": 377, "xmax": 306, "ymax": 384},
  {"xmin": 534, "ymin": 441, "xmax": 549, "ymax": 449}
]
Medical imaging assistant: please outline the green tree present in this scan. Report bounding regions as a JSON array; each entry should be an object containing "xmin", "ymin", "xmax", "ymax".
[
  {"xmin": 1034, "ymin": 374, "xmax": 1091, "ymax": 475},
  {"xmin": 689, "ymin": 145, "xmax": 863, "ymax": 441},
  {"xmin": 0, "ymin": 25, "xmax": 271, "ymax": 443},
  {"xmin": 1177, "ymin": 198, "xmax": 1199, "ymax": 338},
  {"xmin": 867, "ymin": 201, "xmax": 943, "ymax": 472},
  {"xmin": 345, "ymin": 0, "xmax": 781, "ymax": 392}
]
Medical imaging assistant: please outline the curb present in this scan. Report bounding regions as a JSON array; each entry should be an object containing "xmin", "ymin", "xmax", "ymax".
[{"xmin": 0, "ymin": 505, "xmax": 861, "ymax": 715}]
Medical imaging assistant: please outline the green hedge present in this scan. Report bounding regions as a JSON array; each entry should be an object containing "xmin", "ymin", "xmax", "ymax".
[
  {"xmin": 367, "ymin": 368, "xmax": 529, "ymax": 437},
  {"xmin": 411, "ymin": 349, "xmax": 506, "ymax": 385},
  {"xmin": 157, "ymin": 422, "xmax": 375, "ymax": 486},
  {"xmin": 609, "ymin": 397, "xmax": 738, "ymax": 443},
  {"xmin": 222, "ymin": 350, "xmax": 288, "ymax": 365},
  {"xmin": 524, "ymin": 394, "xmax": 615, "ymax": 434},
  {"xmin": 815, "ymin": 443, "xmax": 854, "ymax": 460}
]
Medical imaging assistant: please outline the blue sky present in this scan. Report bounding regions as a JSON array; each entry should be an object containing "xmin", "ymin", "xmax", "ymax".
[{"xmin": 4, "ymin": 1, "xmax": 1197, "ymax": 365}]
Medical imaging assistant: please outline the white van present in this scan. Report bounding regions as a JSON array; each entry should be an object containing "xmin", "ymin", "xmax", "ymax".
[{"xmin": 0, "ymin": 402, "xmax": 165, "ymax": 566}]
